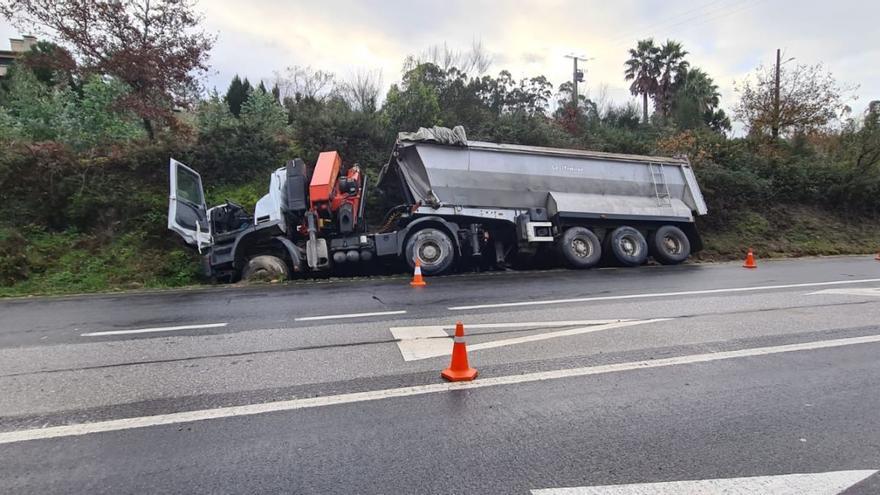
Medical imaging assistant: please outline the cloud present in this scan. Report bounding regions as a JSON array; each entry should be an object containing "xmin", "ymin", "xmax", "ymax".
[{"xmin": 1, "ymin": 0, "xmax": 876, "ymax": 120}]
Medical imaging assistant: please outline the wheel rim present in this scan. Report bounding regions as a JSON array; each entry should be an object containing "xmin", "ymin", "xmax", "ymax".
[
  {"xmin": 662, "ymin": 234, "xmax": 682, "ymax": 255},
  {"xmin": 618, "ymin": 235, "xmax": 640, "ymax": 257},
  {"xmin": 418, "ymin": 240, "xmax": 443, "ymax": 266},
  {"xmin": 571, "ymin": 237, "xmax": 593, "ymax": 258}
]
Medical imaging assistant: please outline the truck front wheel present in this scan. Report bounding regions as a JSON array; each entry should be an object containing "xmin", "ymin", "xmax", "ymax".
[
  {"xmin": 405, "ymin": 227, "xmax": 455, "ymax": 276},
  {"xmin": 241, "ymin": 255, "xmax": 290, "ymax": 282},
  {"xmin": 559, "ymin": 227, "xmax": 602, "ymax": 269}
]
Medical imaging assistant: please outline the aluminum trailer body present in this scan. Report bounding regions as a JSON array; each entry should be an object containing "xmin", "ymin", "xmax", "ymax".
[{"xmin": 380, "ymin": 140, "xmax": 707, "ymax": 224}]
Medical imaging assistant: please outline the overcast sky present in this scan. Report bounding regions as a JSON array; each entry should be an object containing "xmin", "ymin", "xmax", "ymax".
[{"xmin": 2, "ymin": 0, "xmax": 878, "ymax": 124}]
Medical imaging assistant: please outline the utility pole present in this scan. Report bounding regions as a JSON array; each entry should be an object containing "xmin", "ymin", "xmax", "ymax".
[
  {"xmin": 772, "ymin": 49, "xmax": 795, "ymax": 139},
  {"xmin": 773, "ymin": 48, "xmax": 781, "ymax": 139},
  {"xmin": 564, "ymin": 54, "xmax": 588, "ymax": 109}
]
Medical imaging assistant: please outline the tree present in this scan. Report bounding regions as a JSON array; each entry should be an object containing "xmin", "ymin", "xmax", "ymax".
[
  {"xmin": 654, "ymin": 41, "xmax": 689, "ymax": 121},
  {"xmin": 224, "ymin": 75, "xmax": 249, "ymax": 117},
  {"xmin": 194, "ymin": 90, "xmax": 292, "ymax": 181},
  {"xmin": 733, "ymin": 61, "xmax": 856, "ymax": 138},
  {"xmin": 0, "ymin": 67, "xmax": 143, "ymax": 151},
  {"xmin": 342, "ymin": 69, "xmax": 382, "ymax": 114},
  {"xmin": 419, "ymin": 40, "xmax": 492, "ymax": 76},
  {"xmin": 671, "ymin": 67, "xmax": 730, "ymax": 132},
  {"xmin": 624, "ymin": 39, "xmax": 660, "ymax": 124},
  {"xmin": 239, "ymin": 89, "xmax": 287, "ymax": 135},
  {"xmin": 17, "ymin": 40, "xmax": 76, "ymax": 88},
  {"xmin": 382, "ymin": 64, "xmax": 442, "ymax": 132},
  {"xmin": 1, "ymin": 0, "xmax": 215, "ymax": 139},
  {"xmin": 273, "ymin": 65, "xmax": 335, "ymax": 103}
]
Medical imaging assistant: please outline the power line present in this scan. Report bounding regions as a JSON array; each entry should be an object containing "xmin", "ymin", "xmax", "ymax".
[
  {"xmin": 606, "ymin": 0, "xmax": 747, "ymax": 46},
  {"xmin": 608, "ymin": 0, "xmax": 765, "ymax": 49}
]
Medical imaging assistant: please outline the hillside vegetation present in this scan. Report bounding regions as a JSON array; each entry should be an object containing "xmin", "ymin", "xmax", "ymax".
[{"xmin": 0, "ymin": 3, "xmax": 877, "ymax": 296}]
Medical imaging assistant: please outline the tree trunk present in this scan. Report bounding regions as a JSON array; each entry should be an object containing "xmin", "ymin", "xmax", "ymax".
[
  {"xmin": 642, "ymin": 92, "xmax": 649, "ymax": 124},
  {"xmin": 143, "ymin": 117, "xmax": 155, "ymax": 141}
]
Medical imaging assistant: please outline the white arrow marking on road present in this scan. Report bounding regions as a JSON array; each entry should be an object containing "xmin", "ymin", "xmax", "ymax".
[
  {"xmin": 531, "ymin": 469, "xmax": 877, "ymax": 494},
  {"xmin": 809, "ymin": 287, "xmax": 880, "ymax": 297},
  {"xmin": 391, "ymin": 319, "xmax": 669, "ymax": 361}
]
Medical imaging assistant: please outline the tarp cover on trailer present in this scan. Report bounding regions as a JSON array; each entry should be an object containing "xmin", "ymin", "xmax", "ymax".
[{"xmin": 397, "ymin": 126, "xmax": 468, "ymax": 146}]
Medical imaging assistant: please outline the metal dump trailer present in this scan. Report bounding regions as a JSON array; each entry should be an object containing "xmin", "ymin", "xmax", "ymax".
[
  {"xmin": 169, "ymin": 127, "xmax": 708, "ymax": 281},
  {"xmin": 376, "ymin": 131, "xmax": 708, "ymax": 273}
]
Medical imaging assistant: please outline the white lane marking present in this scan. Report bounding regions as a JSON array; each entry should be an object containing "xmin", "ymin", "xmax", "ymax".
[
  {"xmin": 294, "ymin": 310, "xmax": 407, "ymax": 322},
  {"xmin": 80, "ymin": 323, "xmax": 228, "ymax": 337},
  {"xmin": 391, "ymin": 320, "xmax": 667, "ymax": 361},
  {"xmin": 530, "ymin": 470, "xmax": 877, "ymax": 494},
  {"xmin": 4, "ymin": 332, "xmax": 880, "ymax": 445},
  {"xmin": 809, "ymin": 287, "xmax": 880, "ymax": 297},
  {"xmin": 449, "ymin": 278, "xmax": 880, "ymax": 310}
]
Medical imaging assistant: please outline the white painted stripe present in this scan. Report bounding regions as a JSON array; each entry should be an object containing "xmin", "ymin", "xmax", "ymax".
[
  {"xmin": 80, "ymin": 323, "xmax": 228, "ymax": 337},
  {"xmin": 449, "ymin": 278, "xmax": 880, "ymax": 310},
  {"xmin": 3, "ymin": 333, "xmax": 880, "ymax": 445},
  {"xmin": 531, "ymin": 470, "xmax": 878, "ymax": 494},
  {"xmin": 294, "ymin": 310, "xmax": 407, "ymax": 321},
  {"xmin": 809, "ymin": 287, "xmax": 880, "ymax": 297}
]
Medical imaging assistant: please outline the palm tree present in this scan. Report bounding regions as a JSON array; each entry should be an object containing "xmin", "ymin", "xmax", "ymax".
[
  {"xmin": 671, "ymin": 67, "xmax": 728, "ymax": 131},
  {"xmin": 655, "ymin": 41, "xmax": 689, "ymax": 121},
  {"xmin": 624, "ymin": 39, "xmax": 660, "ymax": 124},
  {"xmin": 677, "ymin": 68, "xmax": 720, "ymax": 113}
]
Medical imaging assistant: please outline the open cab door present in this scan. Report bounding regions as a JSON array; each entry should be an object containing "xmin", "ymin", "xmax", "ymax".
[{"xmin": 168, "ymin": 159, "xmax": 212, "ymax": 251}]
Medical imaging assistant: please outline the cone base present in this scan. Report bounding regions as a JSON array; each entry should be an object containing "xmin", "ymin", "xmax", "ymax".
[
  {"xmin": 441, "ymin": 367, "xmax": 478, "ymax": 382},
  {"xmin": 743, "ymin": 264, "xmax": 757, "ymax": 269},
  {"xmin": 410, "ymin": 280, "xmax": 427, "ymax": 287}
]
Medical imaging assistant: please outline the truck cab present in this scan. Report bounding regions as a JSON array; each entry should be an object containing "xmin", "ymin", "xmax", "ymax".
[{"xmin": 168, "ymin": 158, "xmax": 297, "ymax": 281}]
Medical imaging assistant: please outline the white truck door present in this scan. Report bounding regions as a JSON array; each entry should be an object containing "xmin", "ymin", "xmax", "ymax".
[{"xmin": 167, "ymin": 158, "xmax": 212, "ymax": 250}]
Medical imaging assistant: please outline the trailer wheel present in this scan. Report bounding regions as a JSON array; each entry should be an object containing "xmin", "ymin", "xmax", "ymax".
[
  {"xmin": 559, "ymin": 227, "xmax": 602, "ymax": 269},
  {"xmin": 241, "ymin": 255, "xmax": 290, "ymax": 282},
  {"xmin": 405, "ymin": 227, "xmax": 455, "ymax": 276},
  {"xmin": 649, "ymin": 225, "xmax": 691, "ymax": 265},
  {"xmin": 607, "ymin": 226, "xmax": 648, "ymax": 266}
]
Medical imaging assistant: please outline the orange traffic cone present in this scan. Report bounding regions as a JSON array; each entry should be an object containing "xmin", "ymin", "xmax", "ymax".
[
  {"xmin": 743, "ymin": 248, "xmax": 757, "ymax": 269},
  {"xmin": 410, "ymin": 258, "xmax": 427, "ymax": 287},
  {"xmin": 441, "ymin": 322, "xmax": 478, "ymax": 382}
]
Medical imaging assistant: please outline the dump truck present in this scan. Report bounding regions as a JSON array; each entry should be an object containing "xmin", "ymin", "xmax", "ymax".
[{"xmin": 168, "ymin": 126, "xmax": 708, "ymax": 281}]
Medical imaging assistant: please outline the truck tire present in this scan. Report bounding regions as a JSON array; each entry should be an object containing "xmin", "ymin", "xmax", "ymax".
[
  {"xmin": 405, "ymin": 227, "xmax": 455, "ymax": 276},
  {"xmin": 241, "ymin": 255, "xmax": 289, "ymax": 282},
  {"xmin": 649, "ymin": 225, "xmax": 691, "ymax": 265},
  {"xmin": 607, "ymin": 226, "xmax": 648, "ymax": 267},
  {"xmin": 559, "ymin": 227, "xmax": 602, "ymax": 269}
]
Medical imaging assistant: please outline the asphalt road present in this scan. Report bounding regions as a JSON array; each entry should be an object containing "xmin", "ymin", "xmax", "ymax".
[{"xmin": 2, "ymin": 256, "xmax": 880, "ymax": 493}]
